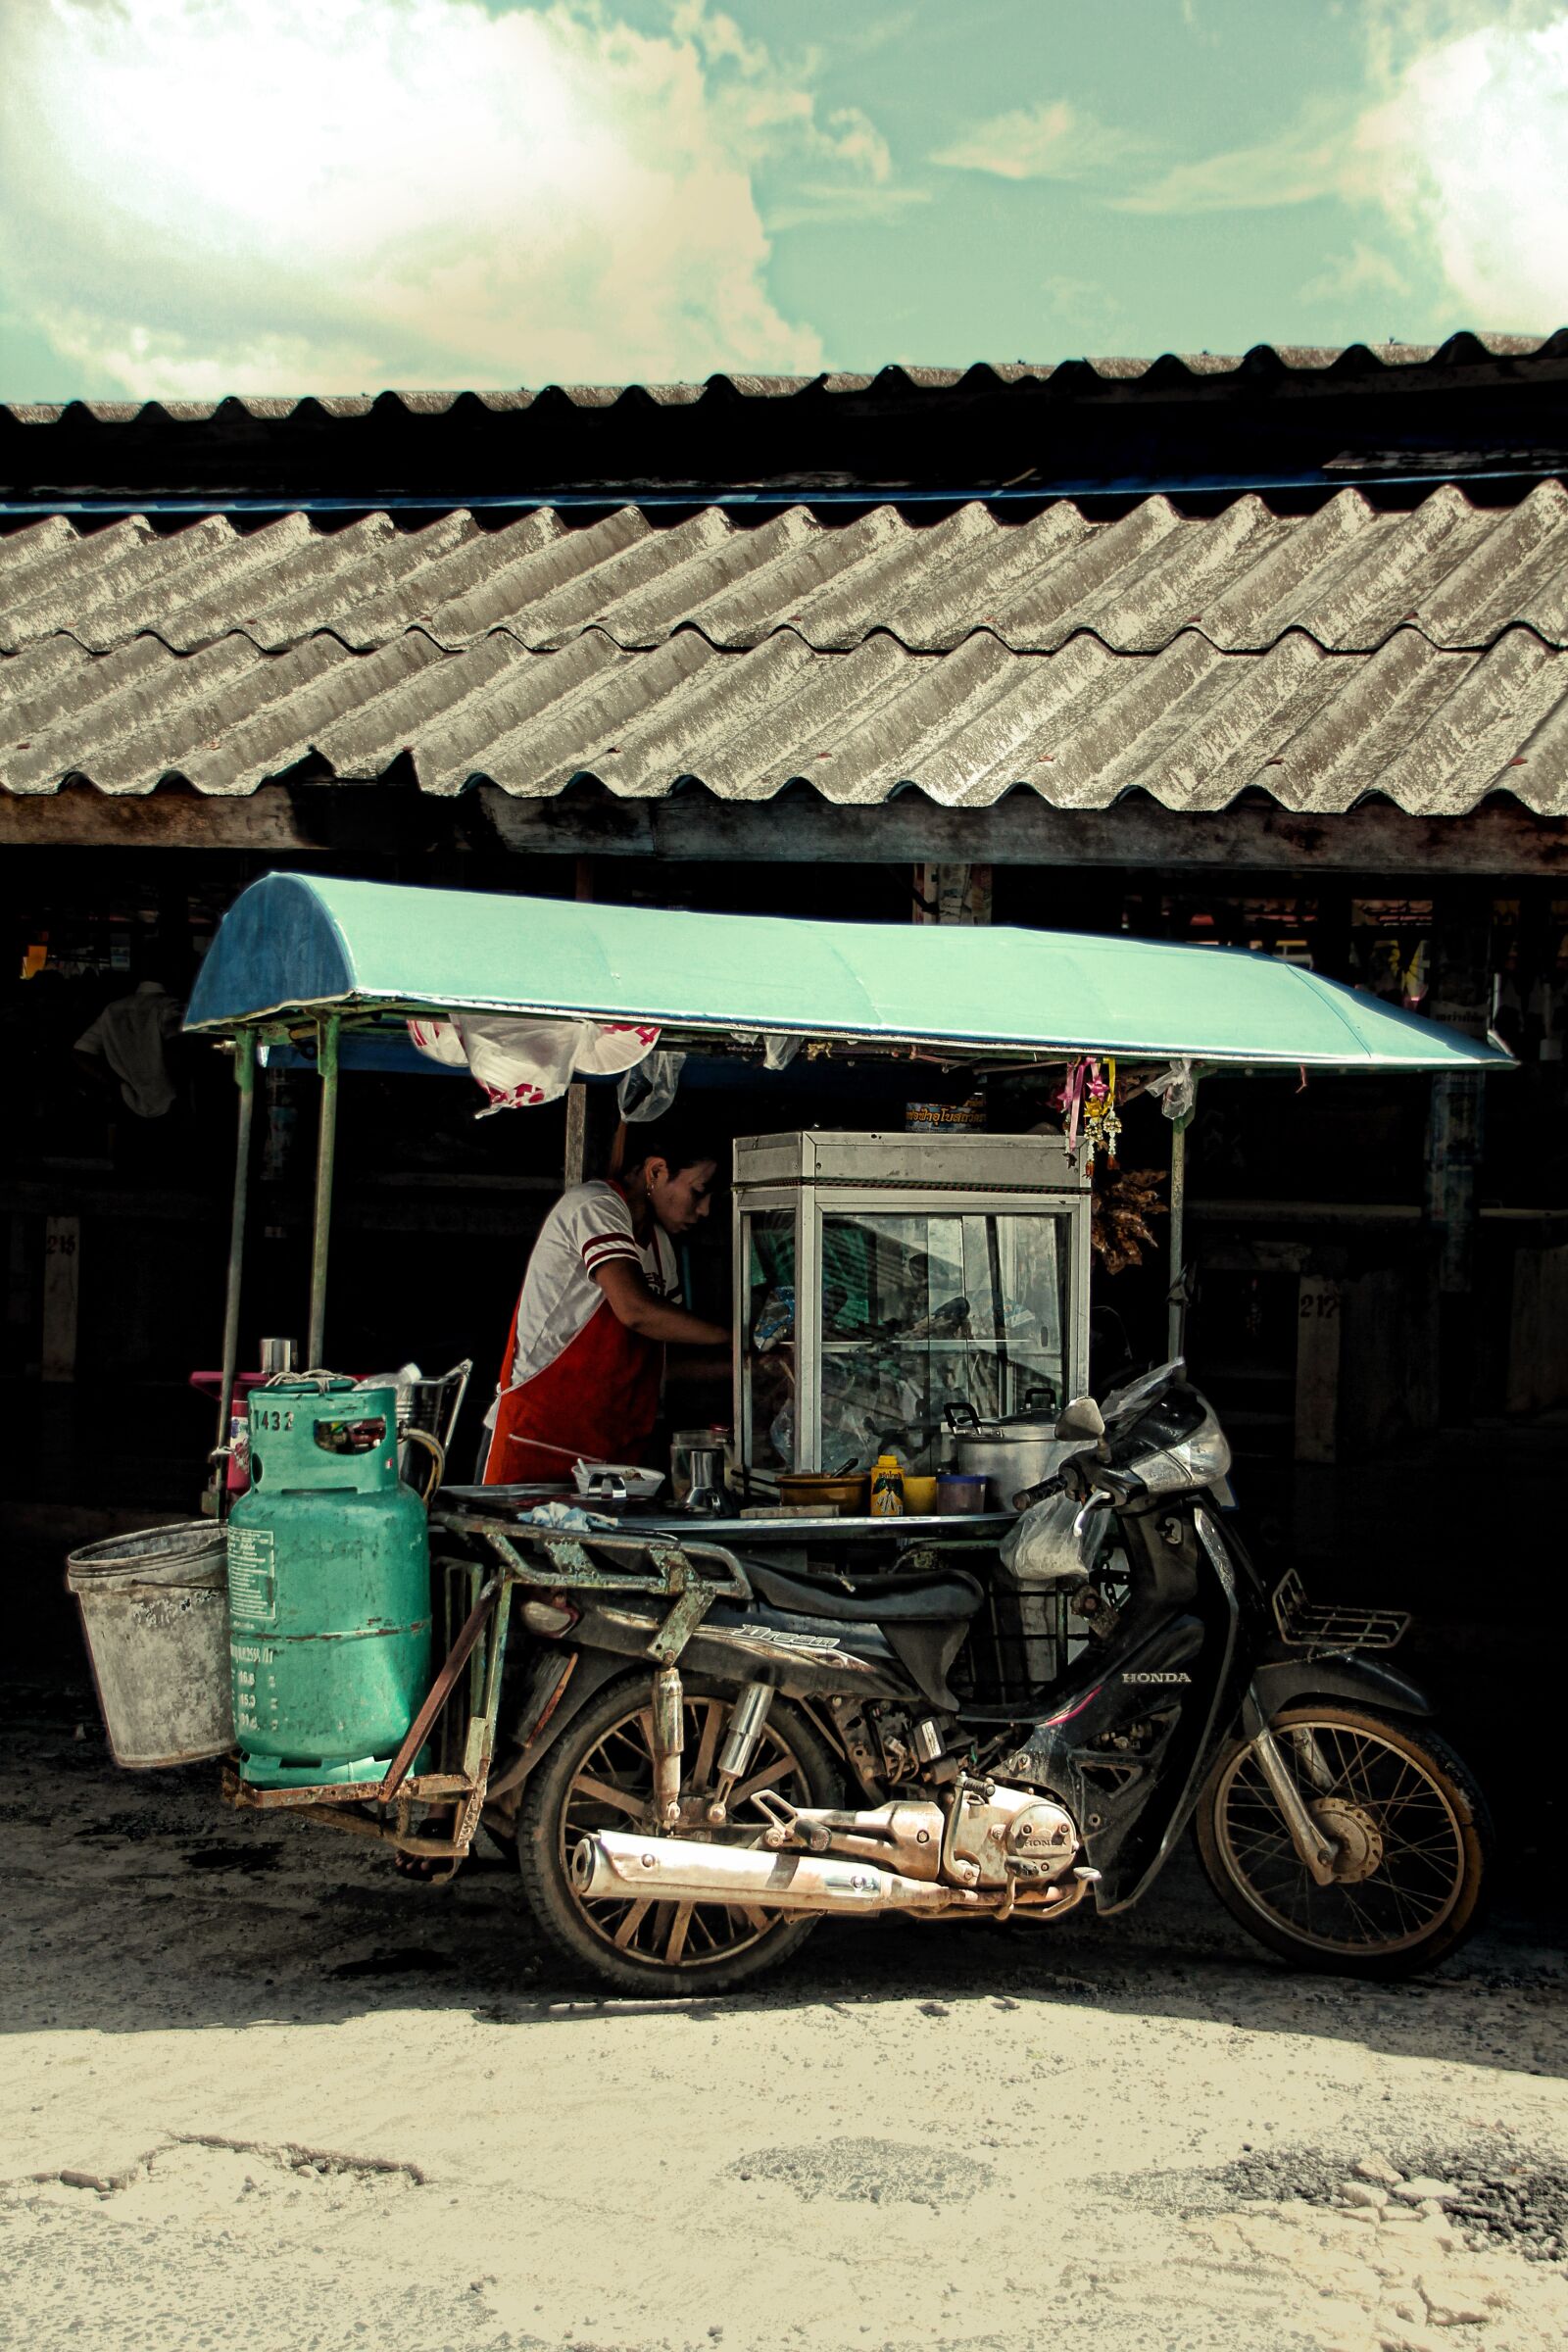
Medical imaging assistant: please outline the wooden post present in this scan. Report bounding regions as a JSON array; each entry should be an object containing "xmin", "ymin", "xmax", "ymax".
[
  {"xmin": 41, "ymin": 1215, "xmax": 80, "ymax": 1383},
  {"xmin": 564, "ymin": 1083, "xmax": 589, "ymax": 1186},
  {"xmin": 1425, "ymin": 890, "xmax": 1492, "ymax": 1423},
  {"xmin": 565, "ymin": 856, "xmax": 594, "ymax": 1186},
  {"xmin": 911, "ymin": 862, "xmax": 993, "ymax": 926},
  {"xmin": 1294, "ymin": 1274, "xmax": 1344, "ymax": 1463}
]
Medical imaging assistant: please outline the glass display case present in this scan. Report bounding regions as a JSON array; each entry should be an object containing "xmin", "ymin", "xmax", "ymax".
[{"xmin": 732, "ymin": 1131, "xmax": 1091, "ymax": 1488}]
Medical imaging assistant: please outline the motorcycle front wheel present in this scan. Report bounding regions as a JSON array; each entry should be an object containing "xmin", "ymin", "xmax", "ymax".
[
  {"xmin": 517, "ymin": 1672, "xmax": 841, "ymax": 1997},
  {"xmin": 1195, "ymin": 1702, "xmax": 1491, "ymax": 1979}
]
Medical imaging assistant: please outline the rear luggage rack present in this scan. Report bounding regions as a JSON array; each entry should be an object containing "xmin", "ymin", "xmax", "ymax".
[{"xmin": 1271, "ymin": 1567, "xmax": 1409, "ymax": 1651}]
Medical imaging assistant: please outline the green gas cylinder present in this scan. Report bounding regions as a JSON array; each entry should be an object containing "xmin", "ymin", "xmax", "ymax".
[{"xmin": 226, "ymin": 1379, "xmax": 432, "ymax": 1788}]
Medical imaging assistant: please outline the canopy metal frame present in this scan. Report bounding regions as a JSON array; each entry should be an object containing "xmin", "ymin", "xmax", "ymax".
[{"xmin": 194, "ymin": 874, "xmax": 1510, "ymax": 1477}]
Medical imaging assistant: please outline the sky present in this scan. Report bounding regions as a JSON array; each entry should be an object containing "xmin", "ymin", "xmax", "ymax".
[{"xmin": 2, "ymin": 0, "xmax": 1567, "ymax": 400}]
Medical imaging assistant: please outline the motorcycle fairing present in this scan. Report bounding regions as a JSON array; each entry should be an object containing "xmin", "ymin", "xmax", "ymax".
[
  {"xmin": 1004, "ymin": 1503, "xmax": 1248, "ymax": 1910},
  {"xmin": 1251, "ymin": 1647, "xmax": 1433, "ymax": 1720},
  {"xmin": 1004, "ymin": 1611, "xmax": 1210, "ymax": 1908}
]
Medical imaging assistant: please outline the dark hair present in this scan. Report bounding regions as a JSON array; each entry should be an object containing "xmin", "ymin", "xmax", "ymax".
[{"xmin": 619, "ymin": 1114, "xmax": 719, "ymax": 1180}]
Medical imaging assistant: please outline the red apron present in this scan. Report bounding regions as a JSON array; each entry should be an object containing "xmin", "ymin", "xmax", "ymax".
[{"xmin": 482, "ymin": 1243, "xmax": 664, "ymax": 1485}]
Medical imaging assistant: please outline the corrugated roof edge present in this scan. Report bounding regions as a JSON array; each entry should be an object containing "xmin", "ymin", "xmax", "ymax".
[{"xmin": 7, "ymin": 332, "xmax": 1567, "ymax": 427}]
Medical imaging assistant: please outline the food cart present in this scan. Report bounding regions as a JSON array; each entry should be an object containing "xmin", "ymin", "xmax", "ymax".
[{"xmin": 69, "ymin": 871, "xmax": 1510, "ymax": 1883}]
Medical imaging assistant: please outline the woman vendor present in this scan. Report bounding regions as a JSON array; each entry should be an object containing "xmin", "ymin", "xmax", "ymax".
[{"xmin": 482, "ymin": 1116, "xmax": 728, "ymax": 1484}]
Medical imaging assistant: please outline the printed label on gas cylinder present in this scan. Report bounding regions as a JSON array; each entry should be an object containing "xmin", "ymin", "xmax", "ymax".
[{"xmin": 227, "ymin": 1526, "xmax": 277, "ymax": 1624}]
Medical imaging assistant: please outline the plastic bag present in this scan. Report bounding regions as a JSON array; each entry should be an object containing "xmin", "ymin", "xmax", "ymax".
[
  {"xmin": 1148, "ymin": 1057, "xmax": 1198, "ymax": 1123},
  {"xmin": 731, "ymin": 1030, "xmax": 804, "ymax": 1071},
  {"xmin": 618, "ymin": 1049, "xmax": 686, "ymax": 1122},
  {"xmin": 754, "ymin": 1286, "xmax": 796, "ymax": 1350},
  {"xmin": 520, "ymin": 1502, "xmax": 617, "ymax": 1532},
  {"xmin": 999, "ymin": 1492, "xmax": 1094, "ymax": 1589}
]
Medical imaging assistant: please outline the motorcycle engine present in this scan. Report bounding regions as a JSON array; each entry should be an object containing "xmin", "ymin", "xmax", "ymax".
[{"xmin": 946, "ymin": 1778, "xmax": 1079, "ymax": 1892}]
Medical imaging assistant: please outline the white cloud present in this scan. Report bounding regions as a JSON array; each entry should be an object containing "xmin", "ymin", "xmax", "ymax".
[
  {"xmin": 1040, "ymin": 271, "xmax": 1124, "ymax": 344},
  {"xmin": 1109, "ymin": 99, "xmax": 1375, "ymax": 215},
  {"xmin": 1106, "ymin": 4, "xmax": 1568, "ymax": 331},
  {"xmin": 1362, "ymin": 18, "xmax": 1568, "ymax": 329},
  {"xmin": 932, "ymin": 98, "xmax": 1147, "ymax": 184},
  {"xmin": 0, "ymin": 0, "xmax": 905, "ymax": 396},
  {"xmin": 1298, "ymin": 241, "xmax": 1410, "ymax": 309}
]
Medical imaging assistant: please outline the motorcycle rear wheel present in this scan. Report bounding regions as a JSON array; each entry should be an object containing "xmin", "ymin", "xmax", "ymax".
[
  {"xmin": 1195, "ymin": 1702, "xmax": 1490, "ymax": 1979},
  {"xmin": 518, "ymin": 1673, "xmax": 841, "ymax": 1996}
]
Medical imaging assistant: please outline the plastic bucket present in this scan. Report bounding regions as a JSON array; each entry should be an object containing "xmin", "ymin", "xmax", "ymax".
[{"xmin": 66, "ymin": 1521, "xmax": 233, "ymax": 1768}]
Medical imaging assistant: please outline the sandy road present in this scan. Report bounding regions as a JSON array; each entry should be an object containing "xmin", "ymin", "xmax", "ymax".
[{"xmin": 2, "ymin": 1683, "xmax": 1563, "ymax": 2352}]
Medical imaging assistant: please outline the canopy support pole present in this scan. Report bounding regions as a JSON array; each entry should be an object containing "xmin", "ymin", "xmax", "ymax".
[
  {"xmin": 1167, "ymin": 1117, "xmax": 1187, "ymax": 1362},
  {"xmin": 216, "ymin": 1029, "xmax": 257, "ymax": 1463},
  {"xmin": 307, "ymin": 1015, "xmax": 340, "ymax": 1368},
  {"xmin": 564, "ymin": 1083, "xmax": 588, "ymax": 1186}
]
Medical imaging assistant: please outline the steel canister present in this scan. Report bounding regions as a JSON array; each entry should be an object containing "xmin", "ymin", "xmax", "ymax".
[{"xmin": 225, "ymin": 1378, "xmax": 431, "ymax": 1788}]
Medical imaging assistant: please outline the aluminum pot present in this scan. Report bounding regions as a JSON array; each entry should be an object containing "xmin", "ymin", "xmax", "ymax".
[{"xmin": 943, "ymin": 1396, "xmax": 1077, "ymax": 1514}]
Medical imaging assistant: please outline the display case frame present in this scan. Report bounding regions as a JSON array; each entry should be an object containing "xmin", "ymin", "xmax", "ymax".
[{"xmin": 731, "ymin": 1131, "xmax": 1092, "ymax": 1490}]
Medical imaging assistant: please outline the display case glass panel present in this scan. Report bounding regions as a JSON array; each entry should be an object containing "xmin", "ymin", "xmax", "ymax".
[{"xmin": 733, "ymin": 1132, "xmax": 1090, "ymax": 1486}]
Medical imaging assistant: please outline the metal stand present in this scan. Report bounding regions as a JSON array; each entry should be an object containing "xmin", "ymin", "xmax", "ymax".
[
  {"xmin": 220, "ymin": 1519, "xmax": 752, "ymax": 1869},
  {"xmin": 307, "ymin": 1014, "xmax": 340, "ymax": 1367},
  {"xmin": 1167, "ymin": 1114, "xmax": 1187, "ymax": 1361},
  {"xmin": 214, "ymin": 1030, "xmax": 256, "ymax": 1488}
]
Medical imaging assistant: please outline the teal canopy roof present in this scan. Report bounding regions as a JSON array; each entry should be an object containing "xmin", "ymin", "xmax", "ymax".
[{"xmin": 184, "ymin": 872, "xmax": 1509, "ymax": 1074}]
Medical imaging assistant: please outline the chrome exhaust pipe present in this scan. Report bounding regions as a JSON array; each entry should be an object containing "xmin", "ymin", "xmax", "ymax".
[{"xmin": 571, "ymin": 1829, "xmax": 985, "ymax": 1915}]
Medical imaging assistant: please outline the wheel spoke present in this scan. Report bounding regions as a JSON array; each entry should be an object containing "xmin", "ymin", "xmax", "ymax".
[
  {"xmin": 1213, "ymin": 1714, "xmax": 1467, "ymax": 1957},
  {"xmin": 691, "ymin": 1700, "xmax": 724, "ymax": 1794},
  {"xmin": 733, "ymin": 1753, "xmax": 796, "ymax": 1808},
  {"xmin": 612, "ymin": 1897, "xmax": 654, "ymax": 1950},
  {"xmin": 563, "ymin": 1696, "xmax": 809, "ymax": 1974},
  {"xmin": 663, "ymin": 1903, "xmax": 695, "ymax": 1964},
  {"xmin": 571, "ymin": 1774, "xmax": 646, "ymax": 1820}
]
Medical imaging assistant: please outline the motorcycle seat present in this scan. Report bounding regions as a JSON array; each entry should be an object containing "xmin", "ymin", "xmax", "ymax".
[{"xmin": 746, "ymin": 1560, "xmax": 986, "ymax": 1626}]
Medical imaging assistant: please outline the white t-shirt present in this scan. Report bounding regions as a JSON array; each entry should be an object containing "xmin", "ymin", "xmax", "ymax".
[
  {"xmin": 74, "ymin": 981, "xmax": 182, "ymax": 1118},
  {"xmin": 508, "ymin": 1181, "xmax": 682, "ymax": 1389}
]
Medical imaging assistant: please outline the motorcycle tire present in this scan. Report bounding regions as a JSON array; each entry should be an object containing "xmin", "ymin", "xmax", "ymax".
[
  {"xmin": 1194, "ymin": 1701, "xmax": 1491, "ymax": 1980},
  {"xmin": 517, "ymin": 1671, "xmax": 842, "ymax": 1997}
]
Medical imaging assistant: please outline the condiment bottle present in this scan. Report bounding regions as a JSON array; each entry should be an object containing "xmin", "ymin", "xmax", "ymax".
[{"xmin": 869, "ymin": 1454, "xmax": 906, "ymax": 1516}]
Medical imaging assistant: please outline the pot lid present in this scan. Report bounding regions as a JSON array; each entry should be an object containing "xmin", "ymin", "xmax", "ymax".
[{"xmin": 946, "ymin": 1389, "xmax": 1060, "ymax": 1439}]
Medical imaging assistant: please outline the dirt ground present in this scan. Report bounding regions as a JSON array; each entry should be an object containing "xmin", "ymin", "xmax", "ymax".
[{"xmin": 2, "ymin": 1675, "xmax": 1564, "ymax": 2352}]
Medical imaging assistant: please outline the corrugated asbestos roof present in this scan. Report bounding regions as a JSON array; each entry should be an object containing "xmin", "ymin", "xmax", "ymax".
[
  {"xmin": 5, "ymin": 484, "xmax": 1568, "ymax": 659},
  {"xmin": 8, "ymin": 334, "xmax": 1567, "ymax": 507},
  {"xmin": 5, "ymin": 479, "xmax": 1567, "ymax": 818},
  {"xmin": 6, "ymin": 335, "xmax": 1561, "ymax": 429},
  {"xmin": 6, "ymin": 615, "xmax": 1564, "ymax": 815}
]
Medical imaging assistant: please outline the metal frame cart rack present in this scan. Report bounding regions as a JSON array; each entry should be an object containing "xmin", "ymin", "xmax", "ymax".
[{"xmin": 163, "ymin": 871, "xmax": 1507, "ymax": 1873}]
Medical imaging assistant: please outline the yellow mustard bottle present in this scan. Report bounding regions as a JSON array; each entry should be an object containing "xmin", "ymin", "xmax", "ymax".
[{"xmin": 869, "ymin": 1453, "xmax": 906, "ymax": 1515}]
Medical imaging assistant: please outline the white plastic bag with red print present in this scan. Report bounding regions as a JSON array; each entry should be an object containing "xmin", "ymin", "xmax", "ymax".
[{"xmin": 408, "ymin": 1015, "xmax": 660, "ymax": 1115}]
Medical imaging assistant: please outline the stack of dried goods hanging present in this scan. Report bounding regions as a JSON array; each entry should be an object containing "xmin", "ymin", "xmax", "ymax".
[{"xmin": 1092, "ymin": 1166, "xmax": 1167, "ymax": 1275}]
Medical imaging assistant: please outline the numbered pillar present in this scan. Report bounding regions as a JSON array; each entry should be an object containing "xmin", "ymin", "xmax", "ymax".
[{"xmin": 1294, "ymin": 1274, "xmax": 1343, "ymax": 1464}]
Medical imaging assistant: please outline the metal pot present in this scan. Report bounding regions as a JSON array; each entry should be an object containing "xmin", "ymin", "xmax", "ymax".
[{"xmin": 943, "ymin": 1395, "xmax": 1077, "ymax": 1514}]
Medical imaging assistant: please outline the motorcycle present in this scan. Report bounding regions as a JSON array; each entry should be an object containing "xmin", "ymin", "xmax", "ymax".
[{"xmin": 482, "ymin": 1363, "xmax": 1491, "ymax": 1995}]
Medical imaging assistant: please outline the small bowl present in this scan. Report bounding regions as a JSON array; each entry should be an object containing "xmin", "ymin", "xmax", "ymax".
[
  {"xmin": 775, "ymin": 1472, "xmax": 868, "ymax": 1515},
  {"xmin": 934, "ymin": 1473, "xmax": 992, "ymax": 1517}
]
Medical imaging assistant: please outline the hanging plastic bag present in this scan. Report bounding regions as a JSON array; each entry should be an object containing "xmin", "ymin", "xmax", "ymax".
[
  {"xmin": 731, "ymin": 1030, "xmax": 804, "ymax": 1071},
  {"xmin": 409, "ymin": 1014, "xmax": 659, "ymax": 1115},
  {"xmin": 999, "ymin": 1490, "xmax": 1097, "ymax": 1590},
  {"xmin": 618, "ymin": 1049, "xmax": 686, "ymax": 1122},
  {"xmin": 1148, "ymin": 1057, "xmax": 1198, "ymax": 1123}
]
